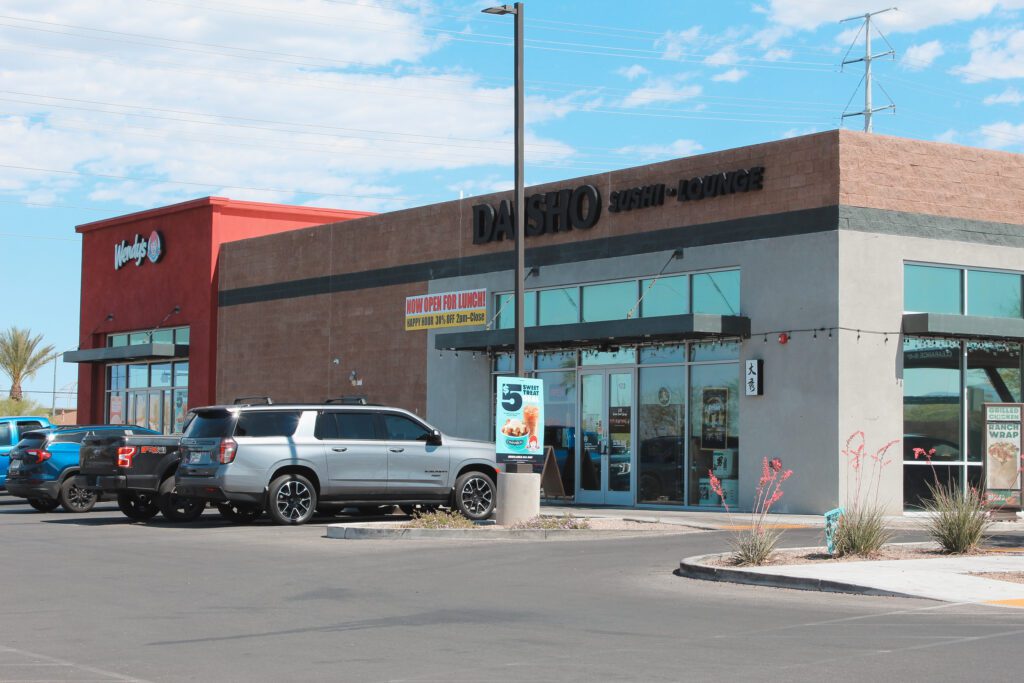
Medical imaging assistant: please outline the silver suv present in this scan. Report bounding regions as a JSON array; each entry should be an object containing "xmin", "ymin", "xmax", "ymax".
[{"xmin": 174, "ymin": 402, "xmax": 500, "ymax": 525}]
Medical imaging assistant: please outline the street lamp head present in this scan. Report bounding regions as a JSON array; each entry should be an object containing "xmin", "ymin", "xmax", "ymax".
[{"xmin": 481, "ymin": 4, "xmax": 516, "ymax": 15}]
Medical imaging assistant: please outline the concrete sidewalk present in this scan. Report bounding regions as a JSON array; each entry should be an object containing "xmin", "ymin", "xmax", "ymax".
[{"xmin": 542, "ymin": 503, "xmax": 1024, "ymax": 532}]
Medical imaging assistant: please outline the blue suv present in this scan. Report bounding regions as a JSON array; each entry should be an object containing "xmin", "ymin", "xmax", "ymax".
[
  {"xmin": 0, "ymin": 416, "xmax": 53, "ymax": 489},
  {"xmin": 7, "ymin": 425, "xmax": 157, "ymax": 512}
]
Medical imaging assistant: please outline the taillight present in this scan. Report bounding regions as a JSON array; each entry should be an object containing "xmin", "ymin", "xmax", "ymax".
[
  {"xmin": 25, "ymin": 449, "xmax": 51, "ymax": 464},
  {"xmin": 218, "ymin": 438, "xmax": 238, "ymax": 464},
  {"xmin": 117, "ymin": 446, "xmax": 137, "ymax": 468}
]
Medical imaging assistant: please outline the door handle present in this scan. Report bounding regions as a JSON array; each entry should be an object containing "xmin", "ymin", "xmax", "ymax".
[
  {"xmin": 389, "ymin": 447, "xmax": 405, "ymax": 453},
  {"xmin": 332, "ymin": 447, "xmax": 348, "ymax": 452}
]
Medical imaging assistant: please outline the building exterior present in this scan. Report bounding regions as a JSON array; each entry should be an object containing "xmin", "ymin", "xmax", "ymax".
[
  {"xmin": 67, "ymin": 197, "xmax": 372, "ymax": 431},
  {"xmin": 71, "ymin": 130, "xmax": 1024, "ymax": 514}
]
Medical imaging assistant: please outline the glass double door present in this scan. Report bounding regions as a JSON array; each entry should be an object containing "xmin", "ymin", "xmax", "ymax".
[{"xmin": 576, "ymin": 368, "xmax": 635, "ymax": 506}]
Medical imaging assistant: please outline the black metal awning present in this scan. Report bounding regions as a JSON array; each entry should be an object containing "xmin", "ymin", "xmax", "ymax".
[
  {"xmin": 434, "ymin": 314, "xmax": 750, "ymax": 352},
  {"xmin": 64, "ymin": 343, "xmax": 190, "ymax": 364},
  {"xmin": 902, "ymin": 313, "xmax": 1024, "ymax": 341}
]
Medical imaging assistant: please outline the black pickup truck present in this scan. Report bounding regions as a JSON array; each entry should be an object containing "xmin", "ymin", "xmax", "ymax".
[{"xmin": 76, "ymin": 433, "xmax": 206, "ymax": 522}]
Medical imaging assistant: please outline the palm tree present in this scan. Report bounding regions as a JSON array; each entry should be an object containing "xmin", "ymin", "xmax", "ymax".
[{"xmin": 0, "ymin": 327, "xmax": 56, "ymax": 401}]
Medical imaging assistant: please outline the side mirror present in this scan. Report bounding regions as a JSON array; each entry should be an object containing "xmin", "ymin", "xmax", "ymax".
[{"xmin": 426, "ymin": 429, "xmax": 442, "ymax": 446}]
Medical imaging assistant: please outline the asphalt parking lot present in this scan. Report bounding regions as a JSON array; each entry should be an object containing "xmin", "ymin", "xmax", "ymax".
[{"xmin": 3, "ymin": 494, "xmax": 1024, "ymax": 682}]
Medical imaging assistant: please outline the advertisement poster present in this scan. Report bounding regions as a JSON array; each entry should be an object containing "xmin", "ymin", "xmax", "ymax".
[
  {"xmin": 173, "ymin": 392, "xmax": 188, "ymax": 434},
  {"xmin": 405, "ymin": 288, "xmax": 486, "ymax": 331},
  {"xmin": 495, "ymin": 376, "xmax": 545, "ymax": 464},
  {"xmin": 108, "ymin": 394, "xmax": 123, "ymax": 424},
  {"xmin": 984, "ymin": 404, "xmax": 1022, "ymax": 509},
  {"xmin": 700, "ymin": 387, "xmax": 729, "ymax": 450}
]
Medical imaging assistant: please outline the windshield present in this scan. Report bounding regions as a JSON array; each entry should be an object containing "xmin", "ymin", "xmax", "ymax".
[{"xmin": 182, "ymin": 410, "xmax": 236, "ymax": 438}]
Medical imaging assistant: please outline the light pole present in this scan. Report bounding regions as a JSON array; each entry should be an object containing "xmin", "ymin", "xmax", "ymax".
[{"xmin": 482, "ymin": 2, "xmax": 525, "ymax": 377}]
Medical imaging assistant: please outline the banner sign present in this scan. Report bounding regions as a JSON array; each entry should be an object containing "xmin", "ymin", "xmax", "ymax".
[
  {"xmin": 405, "ymin": 288, "xmax": 486, "ymax": 331},
  {"xmin": 495, "ymin": 376, "xmax": 545, "ymax": 464},
  {"xmin": 744, "ymin": 359, "xmax": 763, "ymax": 396},
  {"xmin": 984, "ymin": 403, "xmax": 1022, "ymax": 510},
  {"xmin": 700, "ymin": 387, "xmax": 729, "ymax": 450}
]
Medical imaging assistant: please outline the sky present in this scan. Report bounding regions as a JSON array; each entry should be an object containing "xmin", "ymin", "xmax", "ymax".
[{"xmin": 3, "ymin": 0, "xmax": 1024, "ymax": 410}]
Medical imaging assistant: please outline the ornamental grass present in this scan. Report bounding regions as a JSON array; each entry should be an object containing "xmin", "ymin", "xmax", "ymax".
[
  {"xmin": 912, "ymin": 447, "xmax": 992, "ymax": 554},
  {"xmin": 402, "ymin": 509, "xmax": 476, "ymax": 529},
  {"xmin": 710, "ymin": 457, "xmax": 793, "ymax": 566}
]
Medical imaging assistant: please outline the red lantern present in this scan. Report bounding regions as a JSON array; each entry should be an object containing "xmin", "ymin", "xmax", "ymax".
[{"xmin": 778, "ymin": 333, "xmax": 789, "ymax": 345}]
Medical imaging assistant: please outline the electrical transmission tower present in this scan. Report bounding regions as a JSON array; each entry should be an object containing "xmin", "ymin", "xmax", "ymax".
[{"xmin": 840, "ymin": 7, "xmax": 897, "ymax": 133}]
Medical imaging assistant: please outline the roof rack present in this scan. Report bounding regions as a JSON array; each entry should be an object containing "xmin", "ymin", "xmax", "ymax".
[
  {"xmin": 324, "ymin": 396, "xmax": 369, "ymax": 405},
  {"xmin": 233, "ymin": 396, "xmax": 274, "ymax": 405}
]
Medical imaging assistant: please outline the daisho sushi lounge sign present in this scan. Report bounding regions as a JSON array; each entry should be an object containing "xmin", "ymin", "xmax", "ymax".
[{"xmin": 471, "ymin": 166, "xmax": 766, "ymax": 245}]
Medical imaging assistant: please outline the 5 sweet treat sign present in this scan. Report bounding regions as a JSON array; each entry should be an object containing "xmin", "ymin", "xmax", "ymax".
[{"xmin": 495, "ymin": 377, "xmax": 545, "ymax": 464}]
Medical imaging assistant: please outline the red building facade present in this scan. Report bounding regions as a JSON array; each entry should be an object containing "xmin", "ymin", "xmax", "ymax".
[{"xmin": 70, "ymin": 197, "xmax": 370, "ymax": 427}]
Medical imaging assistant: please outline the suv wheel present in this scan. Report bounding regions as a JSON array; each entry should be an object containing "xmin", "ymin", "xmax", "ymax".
[
  {"xmin": 267, "ymin": 474, "xmax": 317, "ymax": 525},
  {"xmin": 157, "ymin": 478, "xmax": 206, "ymax": 522},
  {"xmin": 59, "ymin": 477, "xmax": 97, "ymax": 513},
  {"xmin": 452, "ymin": 471, "xmax": 495, "ymax": 520},
  {"xmin": 117, "ymin": 492, "xmax": 160, "ymax": 521},
  {"xmin": 217, "ymin": 502, "xmax": 262, "ymax": 524},
  {"xmin": 28, "ymin": 498, "xmax": 60, "ymax": 513}
]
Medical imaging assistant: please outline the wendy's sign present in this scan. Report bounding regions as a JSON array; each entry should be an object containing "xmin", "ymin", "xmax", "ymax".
[{"xmin": 115, "ymin": 231, "xmax": 163, "ymax": 270}]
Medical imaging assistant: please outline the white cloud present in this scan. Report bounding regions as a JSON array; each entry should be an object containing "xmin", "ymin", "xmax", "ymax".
[
  {"xmin": 446, "ymin": 176, "xmax": 513, "ymax": 198},
  {"xmin": 0, "ymin": 0, "xmax": 580, "ymax": 211},
  {"xmin": 781, "ymin": 127, "xmax": 819, "ymax": 138},
  {"xmin": 704, "ymin": 46, "xmax": 741, "ymax": 66},
  {"xmin": 711, "ymin": 68, "xmax": 749, "ymax": 82},
  {"xmin": 763, "ymin": 1, "xmax": 1024, "ymax": 34},
  {"xmin": 619, "ymin": 81, "xmax": 703, "ymax": 108},
  {"xmin": 614, "ymin": 139, "xmax": 704, "ymax": 161},
  {"xmin": 903, "ymin": 40, "xmax": 944, "ymax": 70},
  {"xmin": 978, "ymin": 121, "xmax": 1024, "ymax": 149},
  {"xmin": 953, "ymin": 28, "xmax": 1024, "ymax": 82},
  {"xmin": 762, "ymin": 48, "xmax": 793, "ymax": 61},
  {"xmin": 616, "ymin": 65, "xmax": 649, "ymax": 81},
  {"xmin": 984, "ymin": 87, "xmax": 1024, "ymax": 105},
  {"xmin": 936, "ymin": 129, "xmax": 959, "ymax": 143},
  {"xmin": 657, "ymin": 27, "xmax": 703, "ymax": 60}
]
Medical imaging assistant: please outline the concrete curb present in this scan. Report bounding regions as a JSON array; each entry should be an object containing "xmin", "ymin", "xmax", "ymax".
[
  {"xmin": 326, "ymin": 522, "xmax": 693, "ymax": 541},
  {"xmin": 677, "ymin": 545, "xmax": 936, "ymax": 600}
]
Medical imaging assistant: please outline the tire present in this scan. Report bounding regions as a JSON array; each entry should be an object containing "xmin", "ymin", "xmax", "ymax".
[
  {"xmin": 267, "ymin": 473, "xmax": 317, "ymax": 525},
  {"xmin": 157, "ymin": 477, "xmax": 206, "ymax": 522},
  {"xmin": 28, "ymin": 498, "xmax": 60, "ymax": 513},
  {"xmin": 117, "ymin": 492, "xmax": 160, "ymax": 521},
  {"xmin": 452, "ymin": 471, "xmax": 495, "ymax": 520},
  {"xmin": 217, "ymin": 502, "xmax": 262, "ymax": 524},
  {"xmin": 58, "ymin": 476, "xmax": 97, "ymax": 513}
]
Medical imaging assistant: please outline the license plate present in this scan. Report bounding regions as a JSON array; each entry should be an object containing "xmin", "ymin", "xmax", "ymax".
[{"xmin": 187, "ymin": 452, "xmax": 206, "ymax": 464}]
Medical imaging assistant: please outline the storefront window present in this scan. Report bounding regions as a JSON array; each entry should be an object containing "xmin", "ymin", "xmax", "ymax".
[
  {"xmin": 641, "ymin": 275, "xmax": 688, "ymax": 318},
  {"xmin": 151, "ymin": 329, "xmax": 174, "ymax": 344},
  {"xmin": 536, "ymin": 352, "xmax": 576, "ymax": 370},
  {"xmin": 495, "ymin": 292, "xmax": 537, "ymax": 330},
  {"xmin": 967, "ymin": 270, "xmax": 1022, "ymax": 318},
  {"xmin": 692, "ymin": 270, "xmax": 740, "ymax": 315},
  {"xmin": 151, "ymin": 363, "xmax": 173, "ymax": 388},
  {"xmin": 582, "ymin": 281, "xmax": 636, "ymax": 322},
  {"xmin": 638, "ymin": 365, "xmax": 685, "ymax": 504},
  {"xmin": 904, "ymin": 264, "xmax": 962, "ymax": 314},
  {"xmin": 581, "ymin": 348, "xmax": 636, "ymax": 366},
  {"xmin": 107, "ymin": 334, "xmax": 127, "ymax": 348},
  {"xmin": 539, "ymin": 368, "xmax": 576, "ymax": 497},
  {"xmin": 640, "ymin": 345, "xmax": 685, "ymax": 364},
  {"xmin": 174, "ymin": 361, "xmax": 189, "ymax": 387},
  {"xmin": 175, "ymin": 327, "xmax": 190, "ymax": 344},
  {"xmin": 966, "ymin": 342, "xmax": 1021, "ymax": 463},
  {"xmin": 903, "ymin": 338, "xmax": 961, "ymax": 463},
  {"xmin": 538, "ymin": 288, "xmax": 579, "ymax": 326},
  {"xmin": 690, "ymin": 341, "xmax": 741, "ymax": 362},
  {"xmin": 689, "ymin": 363, "xmax": 739, "ymax": 506},
  {"xmin": 128, "ymin": 364, "xmax": 149, "ymax": 388}
]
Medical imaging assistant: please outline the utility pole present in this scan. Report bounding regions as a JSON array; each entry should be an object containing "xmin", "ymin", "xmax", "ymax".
[{"xmin": 840, "ymin": 8, "xmax": 897, "ymax": 133}]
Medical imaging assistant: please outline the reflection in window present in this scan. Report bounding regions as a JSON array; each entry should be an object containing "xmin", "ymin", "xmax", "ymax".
[
  {"xmin": 689, "ymin": 363, "xmax": 739, "ymax": 506},
  {"xmin": 638, "ymin": 366, "xmax": 685, "ymax": 504},
  {"xmin": 692, "ymin": 270, "xmax": 740, "ymax": 315},
  {"xmin": 538, "ymin": 288, "xmax": 580, "ymax": 326},
  {"xmin": 640, "ymin": 345, "xmax": 685, "ymax": 364},
  {"xmin": 539, "ymin": 368, "xmax": 576, "ymax": 496},
  {"xmin": 966, "ymin": 342, "xmax": 1021, "ymax": 463},
  {"xmin": 691, "ymin": 342, "xmax": 741, "ymax": 362},
  {"xmin": 582, "ymin": 281, "xmax": 636, "ymax": 322},
  {"xmin": 536, "ymin": 352, "xmax": 576, "ymax": 370},
  {"xmin": 903, "ymin": 338, "xmax": 961, "ymax": 462},
  {"xmin": 904, "ymin": 264, "xmax": 961, "ymax": 314},
  {"xmin": 641, "ymin": 275, "xmax": 688, "ymax": 318},
  {"xmin": 967, "ymin": 270, "xmax": 1022, "ymax": 318}
]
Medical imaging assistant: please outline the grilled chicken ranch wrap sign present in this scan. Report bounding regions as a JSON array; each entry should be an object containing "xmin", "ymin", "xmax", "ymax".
[
  {"xmin": 495, "ymin": 377, "xmax": 544, "ymax": 465},
  {"xmin": 984, "ymin": 404, "xmax": 1023, "ymax": 510}
]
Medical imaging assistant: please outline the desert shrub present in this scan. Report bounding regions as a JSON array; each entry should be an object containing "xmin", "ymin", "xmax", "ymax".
[
  {"xmin": 402, "ymin": 509, "xmax": 475, "ymax": 529},
  {"xmin": 833, "ymin": 504, "xmax": 893, "ymax": 557},
  {"xmin": 510, "ymin": 514, "xmax": 590, "ymax": 530},
  {"xmin": 922, "ymin": 483, "xmax": 990, "ymax": 554},
  {"xmin": 710, "ymin": 457, "xmax": 792, "ymax": 566}
]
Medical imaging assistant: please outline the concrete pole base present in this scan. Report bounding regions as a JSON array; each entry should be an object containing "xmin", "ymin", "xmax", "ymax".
[{"xmin": 495, "ymin": 472, "xmax": 541, "ymax": 526}]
